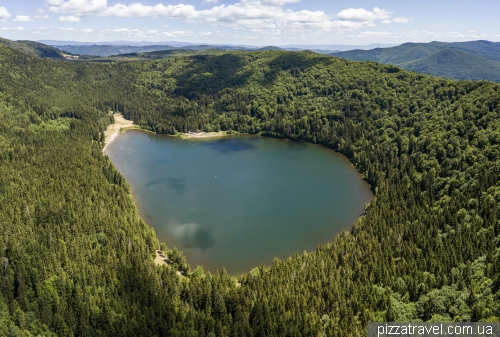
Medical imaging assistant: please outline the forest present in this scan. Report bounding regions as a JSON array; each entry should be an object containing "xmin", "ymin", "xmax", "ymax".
[{"xmin": 0, "ymin": 41, "xmax": 499, "ymax": 336}]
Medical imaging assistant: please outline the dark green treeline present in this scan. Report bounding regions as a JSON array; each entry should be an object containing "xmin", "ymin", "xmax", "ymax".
[{"xmin": 0, "ymin": 43, "xmax": 499, "ymax": 336}]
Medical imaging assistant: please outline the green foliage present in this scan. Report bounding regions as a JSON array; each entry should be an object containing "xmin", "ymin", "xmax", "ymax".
[
  {"xmin": 0, "ymin": 39, "xmax": 499, "ymax": 336},
  {"xmin": 28, "ymin": 117, "xmax": 72, "ymax": 132},
  {"xmin": 0, "ymin": 37, "xmax": 64, "ymax": 59}
]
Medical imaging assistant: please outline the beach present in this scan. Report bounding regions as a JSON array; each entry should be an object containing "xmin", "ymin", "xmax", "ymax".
[
  {"xmin": 103, "ymin": 113, "xmax": 135, "ymax": 151},
  {"xmin": 180, "ymin": 131, "xmax": 229, "ymax": 139}
]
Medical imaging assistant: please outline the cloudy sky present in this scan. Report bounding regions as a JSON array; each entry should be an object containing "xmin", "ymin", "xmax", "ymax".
[{"xmin": 0, "ymin": 0, "xmax": 498, "ymax": 45}]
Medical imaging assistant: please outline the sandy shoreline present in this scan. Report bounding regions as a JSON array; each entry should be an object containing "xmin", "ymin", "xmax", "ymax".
[
  {"xmin": 179, "ymin": 131, "xmax": 230, "ymax": 139},
  {"xmin": 103, "ymin": 116, "xmax": 234, "ymax": 151},
  {"xmin": 103, "ymin": 114, "xmax": 136, "ymax": 151}
]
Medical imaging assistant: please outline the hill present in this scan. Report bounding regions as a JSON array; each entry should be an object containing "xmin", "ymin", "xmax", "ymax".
[
  {"xmin": 0, "ymin": 39, "xmax": 499, "ymax": 335},
  {"xmin": 332, "ymin": 40, "xmax": 500, "ymax": 81},
  {"xmin": 0, "ymin": 37, "xmax": 64, "ymax": 59},
  {"xmin": 56, "ymin": 44, "xmax": 253, "ymax": 57},
  {"xmin": 258, "ymin": 46, "xmax": 284, "ymax": 51},
  {"xmin": 56, "ymin": 44, "xmax": 177, "ymax": 57},
  {"xmin": 110, "ymin": 49, "xmax": 211, "ymax": 60},
  {"xmin": 403, "ymin": 48, "xmax": 500, "ymax": 82}
]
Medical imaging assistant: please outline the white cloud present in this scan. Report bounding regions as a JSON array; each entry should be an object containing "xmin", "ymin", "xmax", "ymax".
[
  {"xmin": 34, "ymin": 15, "xmax": 50, "ymax": 19},
  {"xmin": 33, "ymin": 27, "xmax": 54, "ymax": 35},
  {"xmin": 46, "ymin": 0, "xmax": 107, "ymax": 16},
  {"xmin": 382, "ymin": 19, "xmax": 391, "ymax": 24},
  {"xmin": 337, "ymin": 7, "xmax": 390, "ymax": 21},
  {"xmin": 202, "ymin": 0, "xmax": 219, "ymax": 4},
  {"xmin": 351, "ymin": 29, "xmax": 494, "ymax": 42},
  {"xmin": 13, "ymin": 16, "xmax": 33, "ymax": 22},
  {"xmin": 358, "ymin": 31, "xmax": 393, "ymax": 37},
  {"xmin": 200, "ymin": 31, "xmax": 212, "ymax": 36},
  {"xmin": 100, "ymin": 27, "xmax": 158, "ymax": 38},
  {"xmin": 55, "ymin": 27, "xmax": 95, "ymax": 34},
  {"xmin": 97, "ymin": 27, "xmax": 195, "ymax": 38},
  {"xmin": 162, "ymin": 30, "xmax": 194, "ymax": 37},
  {"xmin": 261, "ymin": 0, "xmax": 301, "ymax": 5},
  {"xmin": 1, "ymin": 26, "xmax": 26, "ymax": 31},
  {"xmin": 0, "ymin": 6, "xmax": 11, "ymax": 21},
  {"xmin": 102, "ymin": 3, "xmax": 198, "ymax": 19},
  {"xmin": 59, "ymin": 15, "xmax": 81, "ymax": 22},
  {"xmin": 393, "ymin": 16, "xmax": 410, "ymax": 23},
  {"xmin": 44, "ymin": 0, "xmax": 397, "ymax": 37}
]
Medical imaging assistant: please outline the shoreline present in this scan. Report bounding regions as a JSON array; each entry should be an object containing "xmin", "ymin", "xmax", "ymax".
[
  {"xmin": 105, "ymin": 126, "xmax": 372, "ymax": 278},
  {"xmin": 102, "ymin": 113, "xmax": 136, "ymax": 152},
  {"xmin": 179, "ymin": 131, "xmax": 232, "ymax": 139}
]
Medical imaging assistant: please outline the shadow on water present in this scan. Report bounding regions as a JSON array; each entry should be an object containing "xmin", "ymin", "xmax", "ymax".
[
  {"xmin": 144, "ymin": 178, "xmax": 187, "ymax": 194},
  {"xmin": 286, "ymin": 140, "xmax": 308, "ymax": 150},
  {"xmin": 168, "ymin": 178, "xmax": 187, "ymax": 194},
  {"xmin": 145, "ymin": 177, "xmax": 168, "ymax": 188},
  {"xmin": 155, "ymin": 157, "xmax": 173, "ymax": 164},
  {"xmin": 170, "ymin": 223, "xmax": 216, "ymax": 251},
  {"xmin": 202, "ymin": 138, "xmax": 255, "ymax": 153}
]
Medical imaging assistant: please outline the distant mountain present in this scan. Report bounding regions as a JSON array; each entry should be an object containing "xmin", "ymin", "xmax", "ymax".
[
  {"xmin": 178, "ymin": 45, "xmax": 252, "ymax": 51},
  {"xmin": 258, "ymin": 46, "xmax": 284, "ymax": 51},
  {"xmin": 57, "ymin": 45, "xmax": 177, "ymax": 57},
  {"xmin": 39, "ymin": 40, "xmax": 259, "ymax": 48},
  {"xmin": 40, "ymin": 40, "xmax": 397, "ymax": 52},
  {"xmin": 39, "ymin": 40, "xmax": 196, "ymax": 47},
  {"xmin": 0, "ymin": 38, "xmax": 64, "ymax": 59},
  {"xmin": 332, "ymin": 40, "xmax": 500, "ymax": 82},
  {"xmin": 403, "ymin": 49, "xmax": 500, "ymax": 83},
  {"xmin": 283, "ymin": 48, "xmax": 340, "ymax": 54},
  {"xmin": 111, "ymin": 49, "xmax": 202, "ymax": 60},
  {"xmin": 280, "ymin": 43, "xmax": 397, "ymax": 51},
  {"xmin": 55, "ymin": 44, "xmax": 253, "ymax": 57}
]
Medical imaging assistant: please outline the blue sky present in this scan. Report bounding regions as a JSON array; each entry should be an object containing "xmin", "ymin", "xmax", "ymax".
[{"xmin": 0, "ymin": 0, "xmax": 498, "ymax": 45}]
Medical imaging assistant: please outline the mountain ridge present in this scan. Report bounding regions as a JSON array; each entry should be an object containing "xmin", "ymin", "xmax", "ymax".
[
  {"xmin": 0, "ymin": 37, "xmax": 64, "ymax": 59},
  {"xmin": 332, "ymin": 40, "xmax": 500, "ymax": 82}
]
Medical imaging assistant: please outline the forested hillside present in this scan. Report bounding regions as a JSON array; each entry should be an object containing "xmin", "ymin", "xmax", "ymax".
[
  {"xmin": 0, "ymin": 42, "xmax": 499, "ymax": 336},
  {"xmin": 332, "ymin": 40, "xmax": 500, "ymax": 82},
  {"xmin": 0, "ymin": 37, "xmax": 64, "ymax": 59}
]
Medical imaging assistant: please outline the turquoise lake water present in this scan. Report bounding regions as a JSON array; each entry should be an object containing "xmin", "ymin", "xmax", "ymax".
[{"xmin": 105, "ymin": 130, "xmax": 372, "ymax": 275}]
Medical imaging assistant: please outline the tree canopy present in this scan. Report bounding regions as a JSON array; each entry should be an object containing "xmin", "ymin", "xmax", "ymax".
[{"xmin": 0, "ymin": 42, "xmax": 499, "ymax": 336}]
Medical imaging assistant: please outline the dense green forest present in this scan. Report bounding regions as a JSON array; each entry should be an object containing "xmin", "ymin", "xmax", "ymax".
[
  {"xmin": 332, "ymin": 40, "xmax": 500, "ymax": 82},
  {"xmin": 0, "ymin": 40, "xmax": 499, "ymax": 336},
  {"xmin": 0, "ymin": 37, "xmax": 64, "ymax": 59}
]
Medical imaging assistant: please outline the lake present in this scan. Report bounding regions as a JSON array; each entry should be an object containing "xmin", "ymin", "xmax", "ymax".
[{"xmin": 105, "ymin": 130, "xmax": 372, "ymax": 275}]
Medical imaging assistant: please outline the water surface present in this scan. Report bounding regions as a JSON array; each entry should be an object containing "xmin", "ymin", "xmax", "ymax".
[{"xmin": 105, "ymin": 130, "xmax": 371, "ymax": 275}]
